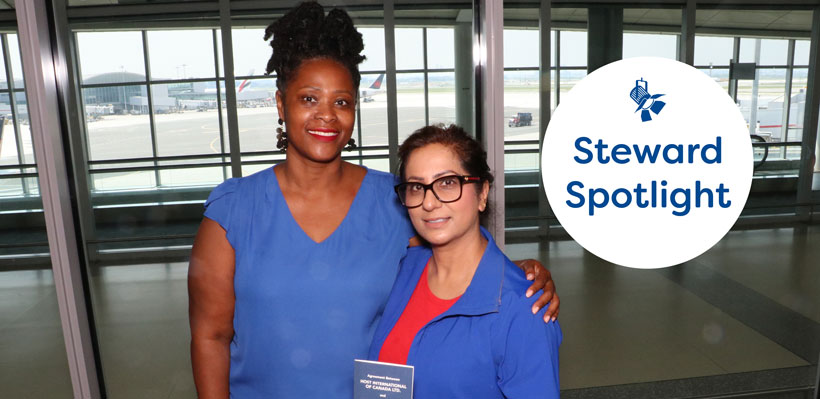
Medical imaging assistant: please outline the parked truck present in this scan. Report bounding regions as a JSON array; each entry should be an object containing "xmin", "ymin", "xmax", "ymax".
[{"xmin": 508, "ymin": 112, "xmax": 532, "ymax": 127}]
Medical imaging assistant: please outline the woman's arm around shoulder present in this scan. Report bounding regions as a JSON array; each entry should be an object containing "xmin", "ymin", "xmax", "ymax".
[
  {"xmin": 189, "ymin": 217, "xmax": 236, "ymax": 399},
  {"xmin": 512, "ymin": 259, "xmax": 560, "ymax": 322},
  {"xmin": 495, "ymin": 293, "xmax": 562, "ymax": 399}
]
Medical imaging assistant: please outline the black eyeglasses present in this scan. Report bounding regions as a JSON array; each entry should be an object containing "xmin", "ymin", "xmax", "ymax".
[{"xmin": 394, "ymin": 175, "xmax": 481, "ymax": 208}]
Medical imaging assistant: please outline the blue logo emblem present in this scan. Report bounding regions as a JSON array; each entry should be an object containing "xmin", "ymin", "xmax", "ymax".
[{"xmin": 630, "ymin": 78, "xmax": 666, "ymax": 122}]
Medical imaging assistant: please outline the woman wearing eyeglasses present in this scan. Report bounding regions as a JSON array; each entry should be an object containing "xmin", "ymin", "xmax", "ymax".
[
  {"xmin": 189, "ymin": 2, "xmax": 561, "ymax": 398},
  {"xmin": 369, "ymin": 124, "xmax": 561, "ymax": 398}
]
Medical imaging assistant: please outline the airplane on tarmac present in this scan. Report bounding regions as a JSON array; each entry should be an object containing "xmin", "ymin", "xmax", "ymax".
[
  {"xmin": 235, "ymin": 71, "xmax": 385, "ymax": 104},
  {"xmin": 360, "ymin": 73, "xmax": 385, "ymax": 103}
]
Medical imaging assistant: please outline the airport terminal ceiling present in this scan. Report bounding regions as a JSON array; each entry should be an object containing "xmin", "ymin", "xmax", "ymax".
[{"xmin": 52, "ymin": 1, "xmax": 813, "ymax": 39}]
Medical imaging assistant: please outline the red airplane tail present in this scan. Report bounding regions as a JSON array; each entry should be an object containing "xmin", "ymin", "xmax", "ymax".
[{"xmin": 369, "ymin": 74, "xmax": 385, "ymax": 90}]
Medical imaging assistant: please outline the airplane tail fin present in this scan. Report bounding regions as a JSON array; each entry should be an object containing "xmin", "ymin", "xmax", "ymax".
[
  {"xmin": 369, "ymin": 74, "xmax": 385, "ymax": 90},
  {"xmin": 238, "ymin": 79, "xmax": 251, "ymax": 93},
  {"xmin": 238, "ymin": 69, "xmax": 254, "ymax": 93}
]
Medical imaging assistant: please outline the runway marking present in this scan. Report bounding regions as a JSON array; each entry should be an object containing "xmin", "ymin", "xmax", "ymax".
[{"xmin": 209, "ymin": 137, "xmax": 219, "ymax": 153}]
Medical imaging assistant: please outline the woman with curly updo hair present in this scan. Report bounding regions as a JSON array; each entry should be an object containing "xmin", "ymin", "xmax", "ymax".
[{"xmin": 188, "ymin": 2, "xmax": 559, "ymax": 397}]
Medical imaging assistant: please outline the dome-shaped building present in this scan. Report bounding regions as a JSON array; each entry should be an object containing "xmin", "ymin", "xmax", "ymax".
[{"xmin": 83, "ymin": 72, "xmax": 150, "ymax": 114}]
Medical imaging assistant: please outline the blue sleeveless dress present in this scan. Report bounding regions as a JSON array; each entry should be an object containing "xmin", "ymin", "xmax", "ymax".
[{"xmin": 204, "ymin": 166, "xmax": 414, "ymax": 398}]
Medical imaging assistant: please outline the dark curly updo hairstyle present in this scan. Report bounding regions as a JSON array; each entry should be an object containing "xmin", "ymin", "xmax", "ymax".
[
  {"xmin": 263, "ymin": 1, "xmax": 366, "ymax": 94},
  {"xmin": 398, "ymin": 123, "xmax": 494, "ymax": 191}
]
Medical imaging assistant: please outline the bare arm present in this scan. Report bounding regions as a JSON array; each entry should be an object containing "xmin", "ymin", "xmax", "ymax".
[
  {"xmin": 189, "ymin": 218, "xmax": 236, "ymax": 399},
  {"xmin": 513, "ymin": 259, "xmax": 560, "ymax": 322}
]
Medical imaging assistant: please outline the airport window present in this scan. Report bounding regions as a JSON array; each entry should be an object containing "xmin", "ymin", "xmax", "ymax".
[
  {"xmin": 396, "ymin": 72, "xmax": 426, "ymax": 142},
  {"xmin": 693, "ymin": 7, "xmax": 812, "ymax": 185},
  {"xmin": 502, "ymin": 27, "xmax": 541, "ymax": 177},
  {"xmin": 77, "ymin": 31, "xmax": 145, "ymax": 84},
  {"xmin": 357, "ymin": 72, "xmax": 389, "ymax": 147},
  {"xmin": 789, "ymin": 41, "xmax": 809, "ymax": 146},
  {"xmin": 354, "ymin": 27, "xmax": 390, "ymax": 171},
  {"xmin": 559, "ymin": 29, "xmax": 587, "ymax": 67},
  {"xmin": 6, "ymin": 33, "xmax": 23, "ymax": 89},
  {"xmin": 558, "ymin": 30, "xmax": 588, "ymax": 96},
  {"xmin": 0, "ymin": 33, "xmax": 35, "ymax": 198},
  {"xmin": 145, "ymin": 29, "xmax": 217, "ymax": 79},
  {"xmin": 502, "ymin": 3, "xmax": 586, "ymax": 231},
  {"xmin": 395, "ymin": 28, "xmax": 424, "ymax": 70},
  {"xmin": 759, "ymin": 39, "xmax": 789, "ymax": 66},
  {"xmin": 694, "ymin": 32, "xmax": 808, "ymax": 170},
  {"xmin": 694, "ymin": 35, "xmax": 733, "ymax": 93},
  {"xmin": 81, "ymin": 85, "xmax": 154, "ymax": 160},
  {"xmin": 426, "ymin": 28, "xmax": 455, "ymax": 69},
  {"xmin": 788, "ymin": 68, "xmax": 808, "ymax": 145},
  {"xmin": 504, "ymin": 29, "xmax": 539, "ymax": 69},
  {"xmin": 794, "ymin": 40, "xmax": 809, "ymax": 66},
  {"xmin": 228, "ymin": 27, "xmax": 273, "ymax": 174},
  {"xmin": 75, "ymin": 21, "xmax": 461, "ymax": 183},
  {"xmin": 695, "ymin": 35, "xmax": 734, "ymax": 67},
  {"xmin": 77, "ymin": 29, "xmax": 226, "ymax": 191},
  {"xmin": 623, "ymin": 32, "xmax": 678, "ymax": 59},
  {"xmin": 359, "ymin": 27, "xmax": 386, "ymax": 72},
  {"xmin": 230, "ymin": 28, "xmax": 270, "ymax": 79},
  {"xmin": 231, "ymin": 27, "xmax": 279, "ymax": 164},
  {"xmin": 427, "ymin": 71, "xmax": 456, "ymax": 126},
  {"xmin": 500, "ymin": 26, "xmax": 584, "ymax": 172},
  {"xmin": 394, "ymin": 27, "xmax": 458, "ymax": 143}
]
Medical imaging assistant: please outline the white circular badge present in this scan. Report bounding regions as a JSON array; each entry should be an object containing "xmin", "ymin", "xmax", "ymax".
[{"xmin": 542, "ymin": 57, "xmax": 752, "ymax": 269}]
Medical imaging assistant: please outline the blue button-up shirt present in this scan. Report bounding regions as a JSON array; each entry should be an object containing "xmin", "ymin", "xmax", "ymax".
[{"xmin": 368, "ymin": 227, "xmax": 561, "ymax": 398}]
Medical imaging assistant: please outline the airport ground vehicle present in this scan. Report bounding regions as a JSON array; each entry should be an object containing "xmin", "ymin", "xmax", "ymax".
[{"xmin": 509, "ymin": 112, "xmax": 532, "ymax": 127}]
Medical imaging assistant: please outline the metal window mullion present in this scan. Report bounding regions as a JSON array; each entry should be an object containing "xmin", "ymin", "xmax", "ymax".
[
  {"xmin": 555, "ymin": 30, "xmax": 561, "ymax": 106},
  {"xmin": 15, "ymin": 1, "xmax": 102, "ymax": 397},
  {"xmin": 423, "ymin": 27, "xmax": 429, "ymax": 126},
  {"xmin": 679, "ymin": 0, "xmax": 695, "ymax": 66},
  {"xmin": 53, "ymin": 0, "xmax": 99, "ymax": 249},
  {"xmin": 797, "ymin": 7, "xmax": 820, "ymax": 219},
  {"xmin": 385, "ymin": 0, "xmax": 399, "ymax": 173},
  {"xmin": 219, "ymin": 0, "xmax": 242, "ymax": 178},
  {"xmin": 781, "ymin": 39, "xmax": 795, "ymax": 159},
  {"xmin": 750, "ymin": 38, "xmax": 761, "ymax": 137},
  {"xmin": 141, "ymin": 30, "xmax": 161, "ymax": 187},
  {"xmin": 475, "ymin": 0, "xmax": 505, "ymax": 247},
  {"xmin": 676, "ymin": 33, "xmax": 681, "ymax": 62},
  {"xmin": 473, "ymin": 1, "xmax": 484, "ymax": 140},
  {"xmin": 538, "ymin": 0, "xmax": 552, "ymax": 238},
  {"xmin": 212, "ymin": 28, "xmax": 228, "ymax": 181},
  {"xmin": 5, "ymin": 35, "xmax": 31, "ymax": 195},
  {"xmin": 1, "ymin": 33, "xmax": 27, "ymax": 195},
  {"xmin": 731, "ymin": 36, "xmax": 740, "ymax": 101},
  {"xmin": 356, "ymin": 102, "xmax": 363, "ymax": 165}
]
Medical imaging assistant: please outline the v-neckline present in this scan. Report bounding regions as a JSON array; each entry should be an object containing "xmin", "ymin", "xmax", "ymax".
[{"xmin": 270, "ymin": 165, "xmax": 370, "ymax": 245}]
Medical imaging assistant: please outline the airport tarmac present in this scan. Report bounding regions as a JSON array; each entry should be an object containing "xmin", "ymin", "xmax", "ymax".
[{"xmin": 0, "ymin": 87, "xmax": 806, "ymax": 196}]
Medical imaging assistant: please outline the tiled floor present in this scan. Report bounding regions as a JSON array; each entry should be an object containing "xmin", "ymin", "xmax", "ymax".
[
  {"xmin": 505, "ymin": 227, "xmax": 818, "ymax": 390},
  {"xmin": 1, "ymin": 225, "xmax": 817, "ymax": 398}
]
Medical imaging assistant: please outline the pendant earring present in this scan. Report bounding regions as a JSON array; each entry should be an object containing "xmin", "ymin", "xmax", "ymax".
[
  {"xmin": 344, "ymin": 137, "xmax": 357, "ymax": 151},
  {"xmin": 276, "ymin": 118, "xmax": 288, "ymax": 152}
]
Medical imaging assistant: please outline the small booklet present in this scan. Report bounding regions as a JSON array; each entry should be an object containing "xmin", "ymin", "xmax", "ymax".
[{"xmin": 354, "ymin": 359, "xmax": 414, "ymax": 399}]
